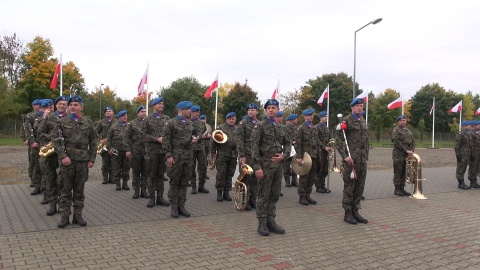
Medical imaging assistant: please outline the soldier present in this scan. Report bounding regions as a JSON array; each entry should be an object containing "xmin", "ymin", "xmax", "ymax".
[
  {"xmin": 189, "ymin": 105, "xmax": 209, "ymax": 194},
  {"xmin": 212, "ymin": 112, "xmax": 238, "ymax": 203},
  {"xmin": 236, "ymin": 103, "xmax": 260, "ymax": 210},
  {"xmin": 53, "ymin": 95, "xmax": 98, "ymax": 228},
  {"xmin": 468, "ymin": 120, "xmax": 480, "ymax": 188},
  {"xmin": 391, "ymin": 115, "xmax": 415, "ymax": 196},
  {"xmin": 315, "ymin": 111, "xmax": 333, "ymax": 193},
  {"xmin": 142, "ymin": 97, "xmax": 171, "ymax": 208},
  {"xmin": 336, "ymin": 98, "xmax": 369, "ymax": 225},
  {"xmin": 455, "ymin": 120, "xmax": 472, "ymax": 189},
  {"xmin": 106, "ymin": 110, "xmax": 131, "ymax": 191},
  {"xmin": 284, "ymin": 114, "xmax": 298, "ymax": 187},
  {"xmin": 251, "ymin": 99, "xmax": 290, "ymax": 236},
  {"xmin": 164, "ymin": 101, "xmax": 196, "ymax": 218},
  {"xmin": 275, "ymin": 111, "xmax": 284, "ymax": 124},
  {"xmin": 25, "ymin": 99, "xmax": 45, "ymax": 195},
  {"xmin": 37, "ymin": 99, "xmax": 55, "ymax": 204},
  {"xmin": 200, "ymin": 114, "xmax": 212, "ymax": 180},
  {"xmin": 37, "ymin": 96, "xmax": 69, "ymax": 215},
  {"xmin": 96, "ymin": 106, "xmax": 117, "ymax": 184},
  {"xmin": 125, "ymin": 106, "xmax": 149, "ymax": 199},
  {"xmin": 21, "ymin": 99, "xmax": 42, "ymax": 187},
  {"xmin": 295, "ymin": 109, "xmax": 319, "ymax": 205}
]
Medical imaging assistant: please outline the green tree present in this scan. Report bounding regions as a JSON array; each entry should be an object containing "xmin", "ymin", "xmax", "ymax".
[
  {"xmin": 0, "ymin": 33, "xmax": 27, "ymax": 88},
  {"xmin": 371, "ymin": 89, "xmax": 402, "ymax": 135},
  {"xmin": 220, "ymin": 82, "xmax": 261, "ymax": 124},
  {"xmin": 418, "ymin": 118, "xmax": 425, "ymax": 142}
]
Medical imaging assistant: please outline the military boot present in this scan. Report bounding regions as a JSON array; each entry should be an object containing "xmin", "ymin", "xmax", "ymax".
[
  {"xmin": 316, "ymin": 186, "xmax": 327, "ymax": 193},
  {"xmin": 458, "ymin": 179, "xmax": 470, "ymax": 190},
  {"xmin": 57, "ymin": 214, "xmax": 70, "ymax": 228},
  {"xmin": 132, "ymin": 189, "xmax": 140, "ymax": 199},
  {"xmin": 115, "ymin": 181, "xmax": 121, "ymax": 191},
  {"xmin": 46, "ymin": 204, "xmax": 57, "ymax": 216},
  {"xmin": 191, "ymin": 186, "xmax": 198, "ymax": 194},
  {"xmin": 41, "ymin": 192, "xmax": 49, "ymax": 204},
  {"xmin": 249, "ymin": 197, "xmax": 257, "ymax": 209},
  {"xmin": 352, "ymin": 209, "xmax": 368, "ymax": 224},
  {"xmin": 344, "ymin": 209, "xmax": 357, "ymax": 225},
  {"xmin": 102, "ymin": 174, "xmax": 109, "ymax": 184},
  {"xmin": 198, "ymin": 184, "xmax": 210, "ymax": 193},
  {"xmin": 257, "ymin": 221, "xmax": 269, "ymax": 236},
  {"xmin": 401, "ymin": 186, "xmax": 411, "ymax": 196},
  {"xmin": 245, "ymin": 202, "xmax": 252, "ymax": 211},
  {"xmin": 140, "ymin": 187, "xmax": 150, "ymax": 198},
  {"xmin": 470, "ymin": 179, "xmax": 480, "ymax": 188},
  {"xmin": 394, "ymin": 185, "xmax": 404, "ymax": 196},
  {"xmin": 108, "ymin": 175, "xmax": 115, "ymax": 184},
  {"xmin": 217, "ymin": 190, "xmax": 223, "ymax": 202},
  {"xmin": 299, "ymin": 195, "xmax": 309, "ymax": 205},
  {"xmin": 305, "ymin": 195, "xmax": 317, "ymax": 204},
  {"xmin": 223, "ymin": 190, "xmax": 232, "ymax": 201},
  {"xmin": 267, "ymin": 220, "xmax": 285, "ymax": 234},
  {"xmin": 171, "ymin": 205, "xmax": 179, "ymax": 218},
  {"xmin": 291, "ymin": 177, "xmax": 298, "ymax": 187},
  {"xmin": 178, "ymin": 206, "xmax": 191, "ymax": 217},
  {"xmin": 122, "ymin": 180, "xmax": 130, "ymax": 190},
  {"xmin": 31, "ymin": 186, "xmax": 41, "ymax": 195},
  {"xmin": 285, "ymin": 177, "xmax": 291, "ymax": 187},
  {"xmin": 72, "ymin": 214, "xmax": 87, "ymax": 226},
  {"xmin": 147, "ymin": 193, "xmax": 156, "ymax": 208},
  {"xmin": 156, "ymin": 195, "xmax": 170, "ymax": 206}
]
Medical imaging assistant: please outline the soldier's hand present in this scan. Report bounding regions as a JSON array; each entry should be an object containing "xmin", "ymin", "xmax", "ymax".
[
  {"xmin": 87, "ymin": 162, "xmax": 94, "ymax": 168},
  {"xmin": 255, "ymin": 169, "xmax": 264, "ymax": 180},
  {"xmin": 126, "ymin": 151, "xmax": 132, "ymax": 159},
  {"xmin": 23, "ymin": 140, "xmax": 29, "ymax": 146},
  {"xmin": 295, "ymin": 158, "xmax": 303, "ymax": 165},
  {"xmin": 62, "ymin": 157, "xmax": 71, "ymax": 166},
  {"xmin": 344, "ymin": 157, "xmax": 354, "ymax": 168},
  {"xmin": 239, "ymin": 157, "xmax": 246, "ymax": 166},
  {"xmin": 167, "ymin": 156, "xmax": 174, "ymax": 167},
  {"xmin": 31, "ymin": 142, "xmax": 39, "ymax": 148},
  {"xmin": 272, "ymin": 153, "xmax": 284, "ymax": 163},
  {"xmin": 100, "ymin": 139, "xmax": 106, "ymax": 144},
  {"xmin": 157, "ymin": 137, "xmax": 163, "ymax": 144},
  {"xmin": 325, "ymin": 146, "xmax": 332, "ymax": 152},
  {"xmin": 406, "ymin": 150, "xmax": 413, "ymax": 154}
]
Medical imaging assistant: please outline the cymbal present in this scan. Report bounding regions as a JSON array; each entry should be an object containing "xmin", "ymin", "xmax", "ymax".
[{"xmin": 291, "ymin": 152, "xmax": 312, "ymax": 176}]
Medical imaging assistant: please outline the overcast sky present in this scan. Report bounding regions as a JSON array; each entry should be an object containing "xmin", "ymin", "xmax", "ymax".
[{"xmin": 3, "ymin": 0, "xmax": 480, "ymax": 103}]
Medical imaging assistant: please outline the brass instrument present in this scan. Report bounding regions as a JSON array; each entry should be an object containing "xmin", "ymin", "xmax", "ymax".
[
  {"xmin": 234, "ymin": 164, "xmax": 253, "ymax": 210},
  {"xmin": 212, "ymin": 130, "xmax": 228, "ymax": 144},
  {"xmin": 325, "ymin": 138, "xmax": 336, "ymax": 193},
  {"xmin": 39, "ymin": 142, "xmax": 55, "ymax": 157},
  {"xmin": 208, "ymin": 153, "xmax": 216, "ymax": 170},
  {"xmin": 97, "ymin": 141, "xmax": 107, "ymax": 154},
  {"xmin": 405, "ymin": 153, "xmax": 427, "ymax": 199}
]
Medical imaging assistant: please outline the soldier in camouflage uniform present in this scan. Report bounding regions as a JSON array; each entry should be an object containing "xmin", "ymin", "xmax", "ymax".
[
  {"xmin": 142, "ymin": 97, "xmax": 171, "ymax": 208},
  {"xmin": 283, "ymin": 114, "xmax": 298, "ymax": 187},
  {"xmin": 37, "ymin": 99, "xmax": 55, "ymax": 204},
  {"xmin": 21, "ymin": 99, "xmax": 42, "ymax": 187},
  {"xmin": 96, "ymin": 106, "xmax": 116, "ymax": 184},
  {"xmin": 315, "ymin": 111, "xmax": 333, "ymax": 193},
  {"xmin": 251, "ymin": 99, "xmax": 291, "ymax": 236},
  {"xmin": 125, "ymin": 106, "xmax": 149, "ymax": 199},
  {"xmin": 200, "ymin": 115, "xmax": 212, "ymax": 180},
  {"xmin": 189, "ymin": 105, "xmax": 209, "ymax": 194},
  {"xmin": 336, "ymin": 98, "xmax": 369, "ymax": 225},
  {"xmin": 37, "ymin": 96, "xmax": 69, "ymax": 215},
  {"xmin": 295, "ymin": 109, "xmax": 319, "ymax": 205},
  {"xmin": 52, "ymin": 95, "xmax": 98, "ymax": 228},
  {"xmin": 25, "ymin": 99, "xmax": 45, "ymax": 195},
  {"xmin": 212, "ymin": 112, "xmax": 238, "ymax": 202},
  {"xmin": 236, "ymin": 103, "xmax": 260, "ymax": 210},
  {"xmin": 164, "ymin": 101, "xmax": 196, "ymax": 218},
  {"xmin": 391, "ymin": 115, "xmax": 415, "ymax": 196},
  {"xmin": 106, "ymin": 110, "xmax": 130, "ymax": 191},
  {"xmin": 455, "ymin": 120, "xmax": 473, "ymax": 189},
  {"xmin": 468, "ymin": 120, "xmax": 480, "ymax": 188}
]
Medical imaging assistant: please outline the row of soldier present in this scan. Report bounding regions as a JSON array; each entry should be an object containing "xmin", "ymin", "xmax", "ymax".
[{"xmin": 455, "ymin": 120, "xmax": 480, "ymax": 190}]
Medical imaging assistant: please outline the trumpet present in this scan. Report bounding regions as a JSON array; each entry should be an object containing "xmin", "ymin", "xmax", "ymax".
[
  {"xmin": 97, "ymin": 141, "xmax": 107, "ymax": 154},
  {"xmin": 234, "ymin": 164, "xmax": 253, "ymax": 210},
  {"xmin": 39, "ymin": 141, "xmax": 55, "ymax": 157}
]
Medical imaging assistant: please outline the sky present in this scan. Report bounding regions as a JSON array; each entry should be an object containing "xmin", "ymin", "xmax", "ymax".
[{"xmin": 2, "ymin": 0, "xmax": 480, "ymax": 103}]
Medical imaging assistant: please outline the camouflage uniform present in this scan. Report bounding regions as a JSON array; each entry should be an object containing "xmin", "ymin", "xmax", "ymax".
[
  {"xmin": 236, "ymin": 117, "xmax": 258, "ymax": 205},
  {"xmin": 25, "ymin": 111, "xmax": 43, "ymax": 193},
  {"xmin": 336, "ymin": 114, "xmax": 369, "ymax": 211},
  {"xmin": 315, "ymin": 122, "xmax": 332, "ymax": 191},
  {"xmin": 212, "ymin": 123, "xmax": 238, "ymax": 193},
  {"xmin": 251, "ymin": 118, "xmax": 291, "ymax": 224},
  {"xmin": 391, "ymin": 125, "xmax": 415, "ymax": 188},
  {"xmin": 96, "ymin": 117, "xmax": 117, "ymax": 183},
  {"xmin": 125, "ymin": 117, "xmax": 148, "ymax": 194},
  {"xmin": 20, "ymin": 114, "xmax": 34, "ymax": 185},
  {"xmin": 468, "ymin": 126, "xmax": 480, "ymax": 187},
  {"xmin": 283, "ymin": 123, "xmax": 297, "ymax": 186},
  {"xmin": 455, "ymin": 128, "xmax": 472, "ymax": 185},
  {"xmin": 106, "ymin": 121, "xmax": 130, "ymax": 189},
  {"xmin": 190, "ymin": 118, "xmax": 207, "ymax": 191},
  {"xmin": 295, "ymin": 121, "xmax": 319, "ymax": 204}
]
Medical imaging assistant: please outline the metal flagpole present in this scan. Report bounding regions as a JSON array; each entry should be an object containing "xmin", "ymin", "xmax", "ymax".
[
  {"xmin": 326, "ymin": 84, "xmax": 329, "ymax": 127},
  {"xmin": 145, "ymin": 64, "xmax": 149, "ymax": 115},
  {"xmin": 432, "ymin": 97, "xmax": 435, "ymax": 148},
  {"xmin": 459, "ymin": 102, "xmax": 462, "ymax": 132},
  {"xmin": 214, "ymin": 73, "xmax": 219, "ymax": 128},
  {"xmin": 366, "ymin": 93, "xmax": 369, "ymax": 126},
  {"xmin": 401, "ymin": 97, "xmax": 404, "ymax": 115},
  {"xmin": 59, "ymin": 54, "xmax": 63, "ymax": 96}
]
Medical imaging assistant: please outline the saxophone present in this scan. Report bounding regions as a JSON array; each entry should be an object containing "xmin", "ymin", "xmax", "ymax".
[{"xmin": 233, "ymin": 164, "xmax": 253, "ymax": 210}]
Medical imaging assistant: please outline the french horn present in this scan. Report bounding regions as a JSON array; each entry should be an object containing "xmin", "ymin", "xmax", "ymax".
[
  {"xmin": 39, "ymin": 142, "xmax": 55, "ymax": 157},
  {"xmin": 234, "ymin": 164, "xmax": 253, "ymax": 210}
]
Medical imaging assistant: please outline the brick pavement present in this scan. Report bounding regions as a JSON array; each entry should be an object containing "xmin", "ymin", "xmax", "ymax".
[{"xmin": 1, "ymin": 166, "xmax": 480, "ymax": 269}]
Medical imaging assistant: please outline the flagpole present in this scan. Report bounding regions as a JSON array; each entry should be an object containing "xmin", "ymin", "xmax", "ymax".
[
  {"xmin": 146, "ymin": 64, "xmax": 149, "ymax": 115},
  {"xmin": 326, "ymin": 84, "xmax": 329, "ymax": 127},
  {"xmin": 432, "ymin": 97, "xmax": 435, "ymax": 148},
  {"xmin": 59, "ymin": 54, "xmax": 63, "ymax": 96},
  {"xmin": 401, "ymin": 97, "xmax": 404, "ymax": 115},
  {"xmin": 459, "ymin": 102, "xmax": 462, "ymax": 132},
  {"xmin": 366, "ymin": 93, "xmax": 369, "ymax": 126},
  {"xmin": 214, "ymin": 73, "xmax": 219, "ymax": 128}
]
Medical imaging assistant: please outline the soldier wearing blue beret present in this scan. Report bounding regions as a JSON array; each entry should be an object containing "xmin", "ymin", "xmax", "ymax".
[
  {"xmin": 284, "ymin": 114, "xmax": 298, "ymax": 187},
  {"xmin": 469, "ymin": 120, "xmax": 480, "ymax": 188},
  {"xmin": 456, "ymin": 120, "xmax": 475, "ymax": 189},
  {"xmin": 314, "ymin": 111, "xmax": 333, "ymax": 194},
  {"xmin": 391, "ymin": 115, "xmax": 415, "ymax": 196},
  {"xmin": 189, "ymin": 105, "xmax": 210, "ymax": 194},
  {"xmin": 107, "ymin": 110, "xmax": 130, "ymax": 191},
  {"xmin": 96, "ymin": 105, "xmax": 117, "ymax": 185},
  {"xmin": 22, "ymin": 99, "xmax": 45, "ymax": 188}
]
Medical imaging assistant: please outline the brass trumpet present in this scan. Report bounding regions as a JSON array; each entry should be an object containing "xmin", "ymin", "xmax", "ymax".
[
  {"xmin": 234, "ymin": 164, "xmax": 253, "ymax": 210},
  {"xmin": 39, "ymin": 142, "xmax": 55, "ymax": 157},
  {"xmin": 96, "ymin": 141, "xmax": 107, "ymax": 154}
]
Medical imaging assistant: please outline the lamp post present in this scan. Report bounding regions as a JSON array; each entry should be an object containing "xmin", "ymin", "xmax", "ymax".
[
  {"xmin": 353, "ymin": 18, "xmax": 382, "ymax": 99},
  {"xmin": 99, "ymin": 84, "xmax": 104, "ymax": 120},
  {"xmin": 70, "ymin": 83, "xmax": 78, "ymax": 97}
]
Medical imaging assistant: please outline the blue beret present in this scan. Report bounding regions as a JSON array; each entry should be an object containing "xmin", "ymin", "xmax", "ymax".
[
  {"xmin": 136, "ymin": 106, "xmax": 145, "ymax": 114},
  {"xmin": 152, "ymin": 97, "xmax": 164, "ymax": 106},
  {"xmin": 104, "ymin": 106, "xmax": 113, "ymax": 112},
  {"xmin": 396, "ymin": 115, "xmax": 407, "ymax": 122},
  {"xmin": 116, "ymin": 110, "xmax": 128, "ymax": 118},
  {"xmin": 461, "ymin": 120, "xmax": 471, "ymax": 127},
  {"xmin": 41, "ymin": 99, "xmax": 54, "ymax": 107},
  {"xmin": 226, "ymin": 112, "xmax": 236, "ymax": 119},
  {"xmin": 286, "ymin": 114, "xmax": 298, "ymax": 121},
  {"xmin": 264, "ymin": 99, "xmax": 279, "ymax": 109},
  {"xmin": 55, "ymin": 96, "xmax": 69, "ymax": 104},
  {"xmin": 68, "ymin": 95, "xmax": 83, "ymax": 105},
  {"xmin": 350, "ymin": 98, "xmax": 364, "ymax": 107},
  {"xmin": 32, "ymin": 99, "xmax": 43, "ymax": 106},
  {"xmin": 242, "ymin": 115, "xmax": 248, "ymax": 120},
  {"xmin": 303, "ymin": 109, "xmax": 315, "ymax": 116},
  {"xmin": 190, "ymin": 105, "xmax": 200, "ymax": 112},
  {"xmin": 199, "ymin": 115, "xmax": 206, "ymax": 120},
  {"xmin": 318, "ymin": 111, "xmax": 327, "ymax": 118},
  {"xmin": 176, "ymin": 101, "xmax": 193, "ymax": 110},
  {"xmin": 362, "ymin": 111, "xmax": 366, "ymax": 116},
  {"xmin": 246, "ymin": 103, "xmax": 258, "ymax": 110},
  {"xmin": 276, "ymin": 111, "xmax": 284, "ymax": 117}
]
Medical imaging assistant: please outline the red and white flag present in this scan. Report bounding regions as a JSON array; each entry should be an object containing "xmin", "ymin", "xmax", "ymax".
[
  {"xmin": 271, "ymin": 80, "xmax": 280, "ymax": 99},
  {"xmin": 387, "ymin": 96, "xmax": 403, "ymax": 110},
  {"xmin": 204, "ymin": 74, "xmax": 219, "ymax": 98},
  {"xmin": 355, "ymin": 91, "xmax": 368, "ymax": 103},
  {"xmin": 137, "ymin": 66, "xmax": 148, "ymax": 97},
  {"xmin": 448, "ymin": 100, "xmax": 462, "ymax": 113},
  {"xmin": 475, "ymin": 107, "xmax": 480, "ymax": 116},
  {"xmin": 317, "ymin": 85, "xmax": 329, "ymax": 106},
  {"xmin": 429, "ymin": 103, "xmax": 435, "ymax": 116},
  {"xmin": 49, "ymin": 56, "xmax": 62, "ymax": 89}
]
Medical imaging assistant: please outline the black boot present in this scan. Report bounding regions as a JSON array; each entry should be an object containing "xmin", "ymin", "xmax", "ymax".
[
  {"xmin": 305, "ymin": 195, "xmax": 317, "ymax": 205},
  {"xmin": 316, "ymin": 186, "xmax": 327, "ymax": 193},
  {"xmin": 41, "ymin": 192, "xmax": 49, "ymax": 204},
  {"xmin": 132, "ymin": 189, "xmax": 140, "ymax": 199},
  {"xmin": 108, "ymin": 176, "xmax": 115, "ymax": 184},
  {"xmin": 57, "ymin": 214, "xmax": 70, "ymax": 228},
  {"xmin": 458, "ymin": 179, "xmax": 471, "ymax": 190},
  {"xmin": 46, "ymin": 204, "xmax": 57, "ymax": 216},
  {"xmin": 115, "ymin": 181, "xmax": 121, "ymax": 191},
  {"xmin": 178, "ymin": 206, "xmax": 191, "ymax": 217},
  {"xmin": 267, "ymin": 220, "xmax": 285, "ymax": 234},
  {"xmin": 72, "ymin": 214, "xmax": 87, "ymax": 226},
  {"xmin": 217, "ymin": 190, "xmax": 223, "ymax": 202},
  {"xmin": 102, "ymin": 175, "xmax": 108, "ymax": 184},
  {"xmin": 31, "ymin": 186, "xmax": 41, "ymax": 195},
  {"xmin": 205, "ymin": 175, "xmax": 210, "ymax": 179},
  {"xmin": 285, "ymin": 178, "xmax": 291, "ymax": 187},
  {"xmin": 198, "ymin": 184, "xmax": 210, "ymax": 193},
  {"xmin": 156, "ymin": 196, "xmax": 170, "ymax": 206},
  {"xmin": 171, "ymin": 205, "xmax": 179, "ymax": 218},
  {"xmin": 122, "ymin": 181, "xmax": 130, "ymax": 190},
  {"xmin": 470, "ymin": 179, "xmax": 480, "ymax": 188},
  {"xmin": 344, "ymin": 209, "xmax": 357, "ymax": 225},
  {"xmin": 352, "ymin": 209, "xmax": 368, "ymax": 224},
  {"xmin": 191, "ymin": 186, "xmax": 197, "ymax": 194},
  {"xmin": 249, "ymin": 197, "xmax": 257, "ymax": 209},
  {"xmin": 223, "ymin": 190, "xmax": 232, "ymax": 201},
  {"xmin": 291, "ymin": 177, "xmax": 298, "ymax": 187},
  {"xmin": 245, "ymin": 202, "xmax": 252, "ymax": 211},
  {"xmin": 394, "ymin": 185, "xmax": 404, "ymax": 196},
  {"xmin": 401, "ymin": 186, "xmax": 411, "ymax": 196},
  {"xmin": 140, "ymin": 187, "xmax": 150, "ymax": 198},
  {"xmin": 299, "ymin": 195, "xmax": 309, "ymax": 205},
  {"xmin": 257, "ymin": 222, "xmax": 269, "ymax": 236},
  {"xmin": 147, "ymin": 193, "xmax": 156, "ymax": 208}
]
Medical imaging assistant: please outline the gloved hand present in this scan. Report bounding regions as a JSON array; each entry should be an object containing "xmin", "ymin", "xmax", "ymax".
[{"xmin": 456, "ymin": 155, "xmax": 462, "ymax": 162}]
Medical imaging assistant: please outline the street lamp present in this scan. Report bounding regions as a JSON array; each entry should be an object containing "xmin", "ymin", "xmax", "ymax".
[
  {"xmin": 99, "ymin": 84, "xmax": 104, "ymax": 120},
  {"xmin": 353, "ymin": 18, "xmax": 382, "ymax": 99},
  {"xmin": 70, "ymin": 83, "xmax": 79, "ymax": 97}
]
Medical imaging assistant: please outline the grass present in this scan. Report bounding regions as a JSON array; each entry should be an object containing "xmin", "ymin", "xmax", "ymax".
[
  {"xmin": 370, "ymin": 140, "xmax": 454, "ymax": 148},
  {"xmin": 0, "ymin": 137, "xmax": 24, "ymax": 146}
]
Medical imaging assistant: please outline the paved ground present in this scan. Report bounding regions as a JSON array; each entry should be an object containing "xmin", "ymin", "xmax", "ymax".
[{"xmin": 1, "ymin": 164, "xmax": 480, "ymax": 269}]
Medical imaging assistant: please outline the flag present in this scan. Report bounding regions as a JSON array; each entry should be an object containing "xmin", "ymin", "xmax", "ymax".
[
  {"xmin": 137, "ymin": 67, "xmax": 148, "ymax": 97},
  {"xmin": 271, "ymin": 80, "xmax": 280, "ymax": 99},
  {"xmin": 49, "ymin": 57, "xmax": 62, "ymax": 89},
  {"xmin": 448, "ymin": 100, "xmax": 462, "ymax": 113},
  {"xmin": 429, "ymin": 103, "xmax": 435, "ymax": 116},
  {"xmin": 355, "ymin": 91, "xmax": 368, "ymax": 103},
  {"xmin": 204, "ymin": 74, "xmax": 218, "ymax": 98},
  {"xmin": 387, "ymin": 96, "xmax": 403, "ymax": 110},
  {"xmin": 475, "ymin": 107, "xmax": 480, "ymax": 116},
  {"xmin": 317, "ymin": 85, "xmax": 329, "ymax": 106}
]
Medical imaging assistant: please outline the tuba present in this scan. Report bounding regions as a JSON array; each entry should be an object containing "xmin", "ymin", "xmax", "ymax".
[
  {"xmin": 97, "ymin": 141, "xmax": 107, "ymax": 154},
  {"xmin": 405, "ymin": 153, "xmax": 427, "ymax": 199},
  {"xmin": 234, "ymin": 164, "xmax": 253, "ymax": 210},
  {"xmin": 39, "ymin": 142, "xmax": 55, "ymax": 157}
]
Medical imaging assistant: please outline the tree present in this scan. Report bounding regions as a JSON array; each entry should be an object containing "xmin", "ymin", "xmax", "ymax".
[
  {"xmin": 0, "ymin": 33, "xmax": 26, "ymax": 88},
  {"xmin": 371, "ymin": 89, "xmax": 403, "ymax": 133},
  {"xmin": 279, "ymin": 88, "xmax": 302, "ymax": 116},
  {"xmin": 418, "ymin": 118, "xmax": 425, "ymax": 142},
  {"xmin": 220, "ymin": 82, "xmax": 261, "ymax": 123}
]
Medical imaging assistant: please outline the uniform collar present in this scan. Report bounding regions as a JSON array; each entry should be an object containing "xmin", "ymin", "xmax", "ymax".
[{"xmin": 177, "ymin": 115, "xmax": 187, "ymax": 122}]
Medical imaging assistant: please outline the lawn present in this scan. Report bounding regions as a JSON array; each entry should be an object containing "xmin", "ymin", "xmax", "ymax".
[{"xmin": 0, "ymin": 137, "xmax": 24, "ymax": 146}]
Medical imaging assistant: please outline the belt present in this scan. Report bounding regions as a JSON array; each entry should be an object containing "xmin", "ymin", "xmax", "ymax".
[{"xmin": 65, "ymin": 143, "xmax": 89, "ymax": 150}]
